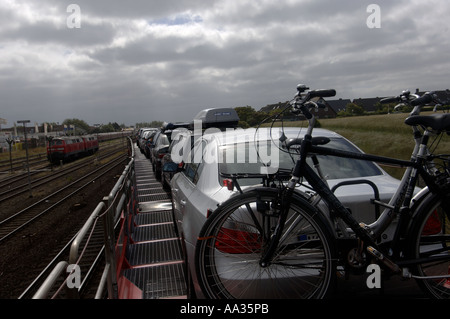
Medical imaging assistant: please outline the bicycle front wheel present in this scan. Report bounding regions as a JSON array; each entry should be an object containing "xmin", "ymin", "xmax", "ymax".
[
  {"xmin": 195, "ymin": 188, "xmax": 336, "ymax": 299},
  {"xmin": 408, "ymin": 193, "xmax": 450, "ymax": 299}
]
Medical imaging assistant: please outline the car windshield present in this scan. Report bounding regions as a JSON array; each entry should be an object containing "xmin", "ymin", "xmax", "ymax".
[{"xmin": 218, "ymin": 137, "xmax": 383, "ymax": 186}]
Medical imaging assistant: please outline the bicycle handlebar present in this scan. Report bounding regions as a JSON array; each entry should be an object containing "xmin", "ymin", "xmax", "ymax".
[
  {"xmin": 411, "ymin": 92, "xmax": 433, "ymax": 106},
  {"xmin": 309, "ymin": 89, "xmax": 337, "ymax": 98},
  {"xmin": 380, "ymin": 96, "xmax": 401, "ymax": 104},
  {"xmin": 292, "ymin": 86, "xmax": 336, "ymax": 120}
]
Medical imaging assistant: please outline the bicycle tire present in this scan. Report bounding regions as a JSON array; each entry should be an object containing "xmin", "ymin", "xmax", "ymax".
[
  {"xmin": 195, "ymin": 188, "xmax": 336, "ymax": 299},
  {"xmin": 407, "ymin": 192, "xmax": 450, "ymax": 299}
]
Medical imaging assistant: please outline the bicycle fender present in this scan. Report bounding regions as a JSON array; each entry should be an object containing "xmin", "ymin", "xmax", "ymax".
[
  {"xmin": 409, "ymin": 186, "xmax": 431, "ymax": 211},
  {"xmin": 401, "ymin": 187, "xmax": 432, "ymax": 234}
]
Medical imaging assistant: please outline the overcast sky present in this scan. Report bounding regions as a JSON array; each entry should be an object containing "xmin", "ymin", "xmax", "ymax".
[{"xmin": 1, "ymin": 0, "xmax": 449, "ymax": 127}]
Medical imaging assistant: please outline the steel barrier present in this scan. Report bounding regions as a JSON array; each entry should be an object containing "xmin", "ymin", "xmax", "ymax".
[{"xmin": 32, "ymin": 137, "xmax": 136, "ymax": 299}]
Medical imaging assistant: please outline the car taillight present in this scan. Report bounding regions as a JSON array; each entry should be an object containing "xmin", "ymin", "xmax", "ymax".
[
  {"xmin": 215, "ymin": 227, "xmax": 261, "ymax": 254},
  {"xmin": 222, "ymin": 178, "xmax": 233, "ymax": 191}
]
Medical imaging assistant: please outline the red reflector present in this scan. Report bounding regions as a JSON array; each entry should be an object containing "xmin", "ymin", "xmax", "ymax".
[
  {"xmin": 422, "ymin": 210, "xmax": 441, "ymax": 235},
  {"xmin": 223, "ymin": 179, "xmax": 233, "ymax": 191},
  {"xmin": 215, "ymin": 227, "xmax": 261, "ymax": 254}
]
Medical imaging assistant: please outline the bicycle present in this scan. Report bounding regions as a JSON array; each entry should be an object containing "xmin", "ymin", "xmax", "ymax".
[{"xmin": 195, "ymin": 85, "xmax": 450, "ymax": 299}]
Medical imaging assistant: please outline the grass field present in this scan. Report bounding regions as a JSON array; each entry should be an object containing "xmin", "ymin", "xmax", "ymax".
[
  {"xmin": 267, "ymin": 112, "xmax": 450, "ymax": 179},
  {"xmin": 0, "ymin": 145, "xmax": 47, "ymax": 161}
]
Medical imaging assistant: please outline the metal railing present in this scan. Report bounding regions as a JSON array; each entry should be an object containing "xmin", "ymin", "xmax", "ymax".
[{"xmin": 32, "ymin": 137, "xmax": 137, "ymax": 299}]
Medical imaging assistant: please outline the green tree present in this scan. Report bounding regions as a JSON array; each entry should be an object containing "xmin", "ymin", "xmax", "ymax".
[
  {"xmin": 337, "ymin": 103, "xmax": 365, "ymax": 117},
  {"xmin": 62, "ymin": 118, "xmax": 91, "ymax": 134},
  {"xmin": 100, "ymin": 123, "xmax": 115, "ymax": 132},
  {"xmin": 136, "ymin": 121, "xmax": 163, "ymax": 128},
  {"xmin": 234, "ymin": 106, "xmax": 267, "ymax": 127},
  {"xmin": 111, "ymin": 122, "xmax": 121, "ymax": 131}
]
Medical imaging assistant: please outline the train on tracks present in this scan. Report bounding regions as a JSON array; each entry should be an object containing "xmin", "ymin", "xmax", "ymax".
[
  {"xmin": 46, "ymin": 132, "xmax": 132, "ymax": 163},
  {"xmin": 47, "ymin": 135, "xmax": 99, "ymax": 163}
]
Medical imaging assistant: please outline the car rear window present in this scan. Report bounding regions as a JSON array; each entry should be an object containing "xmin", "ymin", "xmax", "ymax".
[
  {"xmin": 218, "ymin": 137, "xmax": 383, "ymax": 185},
  {"xmin": 159, "ymin": 134, "xmax": 170, "ymax": 145}
]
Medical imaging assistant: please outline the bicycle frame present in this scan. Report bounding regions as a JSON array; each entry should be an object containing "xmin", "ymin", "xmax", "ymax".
[
  {"xmin": 301, "ymin": 118, "xmax": 441, "ymax": 238},
  {"xmin": 261, "ymin": 101, "xmax": 443, "ymax": 269}
]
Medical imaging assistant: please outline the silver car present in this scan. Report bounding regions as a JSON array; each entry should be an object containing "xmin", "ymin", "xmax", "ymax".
[{"xmin": 168, "ymin": 126, "xmax": 403, "ymax": 298}]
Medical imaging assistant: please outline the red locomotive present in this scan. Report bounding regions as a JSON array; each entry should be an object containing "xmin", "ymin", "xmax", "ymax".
[{"xmin": 47, "ymin": 135, "xmax": 99, "ymax": 163}]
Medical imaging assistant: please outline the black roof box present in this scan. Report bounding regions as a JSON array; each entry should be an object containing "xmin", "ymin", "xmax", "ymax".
[
  {"xmin": 190, "ymin": 108, "xmax": 240, "ymax": 129},
  {"xmin": 162, "ymin": 122, "xmax": 191, "ymax": 132}
]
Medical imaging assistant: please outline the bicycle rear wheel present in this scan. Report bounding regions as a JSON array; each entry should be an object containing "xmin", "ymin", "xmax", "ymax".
[
  {"xmin": 195, "ymin": 188, "xmax": 336, "ymax": 299},
  {"xmin": 408, "ymin": 193, "xmax": 450, "ymax": 299}
]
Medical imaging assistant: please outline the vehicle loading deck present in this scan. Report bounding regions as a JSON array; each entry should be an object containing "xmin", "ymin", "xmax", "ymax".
[{"xmin": 117, "ymin": 145, "xmax": 187, "ymax": 299}]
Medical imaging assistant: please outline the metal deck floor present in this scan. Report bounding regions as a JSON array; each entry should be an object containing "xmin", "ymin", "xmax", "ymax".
[{"xmin": 122, "ymin": 146, "xmax": 187, "ymax": 299}]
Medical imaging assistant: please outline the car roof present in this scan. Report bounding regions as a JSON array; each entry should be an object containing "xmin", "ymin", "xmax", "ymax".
[{"xmin": 201, "ymin": 127, "xmax": 342, "ymax": 146}]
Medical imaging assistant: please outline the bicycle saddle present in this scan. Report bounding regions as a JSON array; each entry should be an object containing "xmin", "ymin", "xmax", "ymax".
[{"xmin": 404, "ymin": 113, "xmax": 450, "ymax": 132}]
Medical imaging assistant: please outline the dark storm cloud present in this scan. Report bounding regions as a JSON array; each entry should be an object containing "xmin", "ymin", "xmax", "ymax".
[{"xmin": 0, "ymin": 0, "xmax": 449, "ymax": 127}]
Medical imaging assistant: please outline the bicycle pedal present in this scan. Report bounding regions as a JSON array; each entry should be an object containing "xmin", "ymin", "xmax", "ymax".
[{"xmin": 366, "ymin": 246, "xmax": 401, "ymax": 274}]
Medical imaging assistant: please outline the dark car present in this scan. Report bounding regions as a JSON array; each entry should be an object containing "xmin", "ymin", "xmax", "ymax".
[
  {"xmin": 144, "ymin": 129, "xmax": 158, "ymax": 159},
  {"xmin": 138, "ymin": 128, "xmax": 154, "ymax": 153},
  {"xmin": 161, "ymin": 129, "xmax": 193, "ymax": 189},
  {"xmin": 149, "ymin": 122, "xmax": 191, "ymax": 181},
  {"xmin": 150, "ymin": 130, "xmax": 173, "ymax": 180}
]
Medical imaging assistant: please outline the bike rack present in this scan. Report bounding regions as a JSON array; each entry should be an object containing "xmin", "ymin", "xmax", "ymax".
[{"xmin": 331, "ymin": 179, "xmax": 381, "ymax": 219}]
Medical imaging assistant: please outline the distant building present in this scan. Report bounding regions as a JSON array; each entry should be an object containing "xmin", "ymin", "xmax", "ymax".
[
  {"xmin": 327, "ymin": 98, "xmax": 352, "ymax": 114},
  {"xmin": 309, "ymin": 97, "xmax": 338, "ymax": 118},
  {"xmin": 352, "ymin": 97, "xmax": 384, "ymax": 113}
]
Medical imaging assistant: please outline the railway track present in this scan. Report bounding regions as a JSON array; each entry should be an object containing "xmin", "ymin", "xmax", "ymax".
[
  {"xmin": 0, "ymin": 152, "xmax": 126, "ymax": 244},
  {"xmin": 0, "ymin": 153, "xmax": 48, "ymax": 174},
  {"xmin": 0, "ymin": 134, "xmax": 129, "ymax": 175},
  {"xmin": 0, "ymin": 140, "xmax": 131, "ymax": 299},
  {"xmin": 0, "ymin": 144, "xmax": 126, "ymax": 204},
  {"xmin": 17, "ymin": 146, "xmax": 134, "ymax": 299}
]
